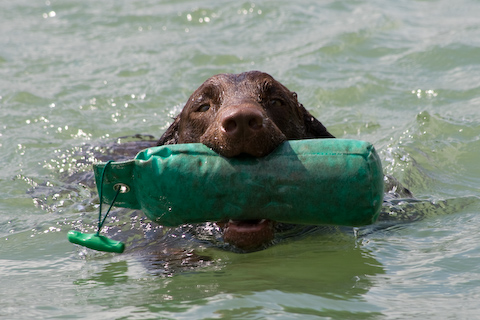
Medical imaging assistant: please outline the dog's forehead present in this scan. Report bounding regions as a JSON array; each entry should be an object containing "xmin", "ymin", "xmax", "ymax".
[{"xmin": 202, "ymin": 72, "xmax": 277, "ymax": 95}]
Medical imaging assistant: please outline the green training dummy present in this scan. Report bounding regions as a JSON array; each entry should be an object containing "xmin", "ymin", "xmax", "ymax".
[{"xmin": 93, "ymin": 139, "xmax": 384, "ymax": 227}]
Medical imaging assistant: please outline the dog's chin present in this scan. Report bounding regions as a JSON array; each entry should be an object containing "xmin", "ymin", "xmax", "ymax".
[{"xmin": 216, "ymin": 219, "xmax": 275, "ymax": 251}]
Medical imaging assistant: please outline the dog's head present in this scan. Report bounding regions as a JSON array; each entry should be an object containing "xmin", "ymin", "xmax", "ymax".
[
  {"xmin": 158, "ymin": 71, "xmax": 333, "ymax": 157},
  {"xmin": 157, "ymin": 71, "xmax": 334, "ymax": 251}
]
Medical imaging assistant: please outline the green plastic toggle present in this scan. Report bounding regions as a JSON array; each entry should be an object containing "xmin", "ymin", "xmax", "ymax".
[
  {"xmin": 93, "ymin": 139, "xmax": 384, "ymax": 227},
  {"xmin": 67, "ymin": 230, "xmax": 125, "ymax": 253}
]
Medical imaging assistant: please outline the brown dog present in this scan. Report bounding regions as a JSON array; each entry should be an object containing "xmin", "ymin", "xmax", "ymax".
[{"xmin": 157, "ymin": 71, "xmax": 335, "ymax": 251}]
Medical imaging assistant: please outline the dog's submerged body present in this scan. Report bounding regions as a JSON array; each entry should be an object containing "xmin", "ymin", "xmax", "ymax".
[{"xmin": 155, "ymin": 71, "xmax": 336, "ymax": 251}]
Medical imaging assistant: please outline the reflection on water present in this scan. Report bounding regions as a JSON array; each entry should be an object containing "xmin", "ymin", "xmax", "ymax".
[{"xmin": 73, "ymin": 231, "xmax": 385, "ymax": 308}]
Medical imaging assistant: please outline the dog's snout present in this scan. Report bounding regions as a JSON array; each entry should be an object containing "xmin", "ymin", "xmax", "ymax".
[{"xmin": 220, "ymin": 107, "xmax": 265, "ymax": 139}]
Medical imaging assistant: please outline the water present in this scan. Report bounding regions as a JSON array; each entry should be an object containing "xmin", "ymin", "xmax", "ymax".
[{"xmin": 1, "ymin": 0, "xmax": 480, "ymax": 318}]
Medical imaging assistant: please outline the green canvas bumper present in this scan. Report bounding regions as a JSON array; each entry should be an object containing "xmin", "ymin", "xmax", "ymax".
[{"xmin": 93, "ymin": 139, "xmax": 384, "ymax": 227}]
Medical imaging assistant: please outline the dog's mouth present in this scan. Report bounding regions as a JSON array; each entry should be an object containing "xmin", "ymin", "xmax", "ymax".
[{"xmin": 216, "ymin": 219, "xmax": 275, "ymax": 251}]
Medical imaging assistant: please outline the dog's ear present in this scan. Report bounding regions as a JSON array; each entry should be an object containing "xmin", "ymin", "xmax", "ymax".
[
  {"xmin": 157, "ymin": 115, "xmax": 181, "ymax": 146},
  {"xmin": 299, "ymin": 103, "xmax": 335, "ymax": 138}
]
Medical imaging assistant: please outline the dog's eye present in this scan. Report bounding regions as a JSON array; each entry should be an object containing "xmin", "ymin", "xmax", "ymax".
[
  {"xmin": 269, "ymin": 99, "xmax": 283, "ymax": 108},
  {"xmin": 197, "ymin": 104, "xmax": 211, "ymax": 112}
]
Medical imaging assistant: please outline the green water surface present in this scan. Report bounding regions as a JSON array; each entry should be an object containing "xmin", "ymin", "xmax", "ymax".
[{"xmin": 1, "ymin": 0, "xmax": 480, "ymax": 319}]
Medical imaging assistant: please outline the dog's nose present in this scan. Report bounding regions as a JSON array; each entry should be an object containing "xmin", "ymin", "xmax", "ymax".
[{"xmin": 220, "ymin": 107, "xmax": 265, "ymax": 139}]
